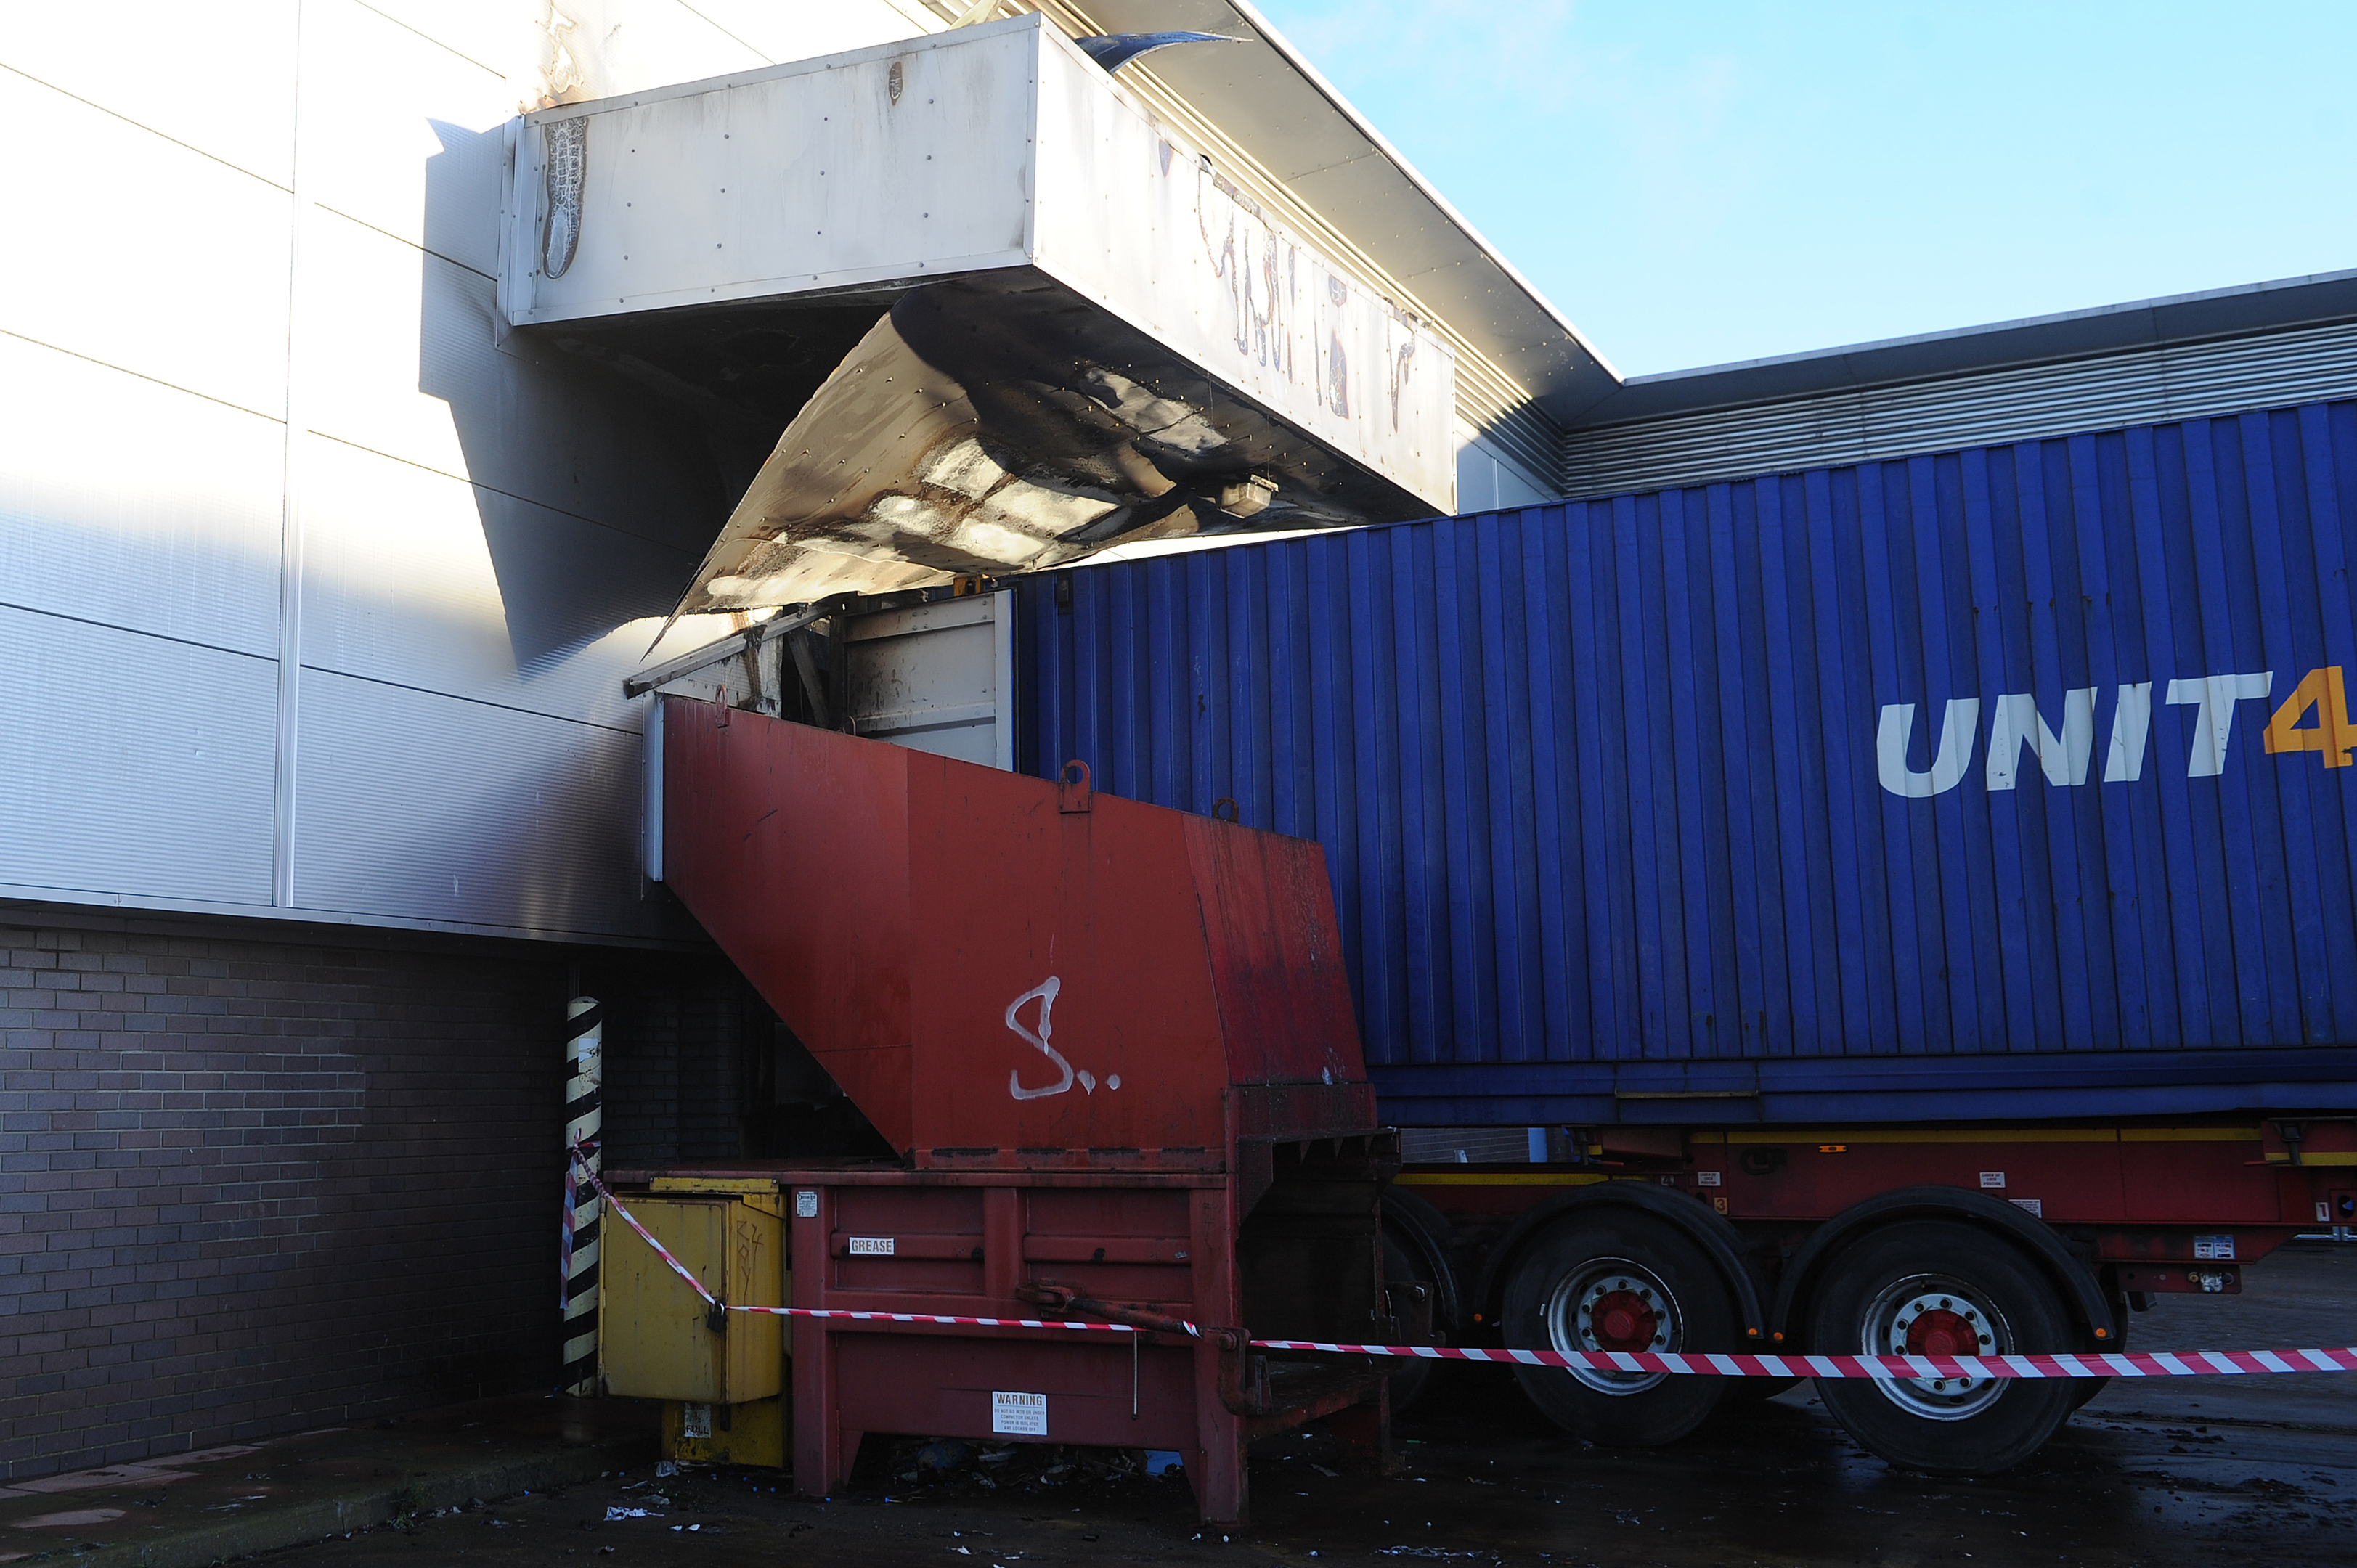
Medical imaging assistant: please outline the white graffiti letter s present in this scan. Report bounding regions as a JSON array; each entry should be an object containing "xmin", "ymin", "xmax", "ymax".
[{"xmin": 1005, "ymin": 976, "xmax": 1076, "ymax": 1101}]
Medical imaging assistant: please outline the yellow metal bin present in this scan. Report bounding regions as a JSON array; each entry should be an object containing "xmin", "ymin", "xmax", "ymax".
[{"xmin": 599, "ymin": 1188, "xmax": 789, "ymax": 1468}]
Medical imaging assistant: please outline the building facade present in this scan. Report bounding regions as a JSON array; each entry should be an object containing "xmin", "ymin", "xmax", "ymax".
[{"xmin": 6, "ymin": 0, "xmax": 2356, "ymax": 1482}]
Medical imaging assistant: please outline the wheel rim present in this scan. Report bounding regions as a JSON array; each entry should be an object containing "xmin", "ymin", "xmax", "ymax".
[
  {"xmin": 1539, "ymin": 1255, "xmax": 1683, "ymax": 1395},
  {"xmin": 1859, "ymin": 1273, "xmax": 2014, "ymax": 1421}
]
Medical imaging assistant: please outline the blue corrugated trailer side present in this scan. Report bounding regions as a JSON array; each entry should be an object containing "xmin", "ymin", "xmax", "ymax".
[{"xmin": 1017, "ymin": 399, "xmax": 2357, "ymax": 1126}]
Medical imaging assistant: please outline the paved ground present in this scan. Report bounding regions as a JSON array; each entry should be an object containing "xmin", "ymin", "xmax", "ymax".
[
  {"xmin": 11, "ymin": 1244, "xmax": 2353, "ymax": 1568},
  {"xmin": 0, "ymin": 1396, "xmax": 654, "ymax": 1568}
]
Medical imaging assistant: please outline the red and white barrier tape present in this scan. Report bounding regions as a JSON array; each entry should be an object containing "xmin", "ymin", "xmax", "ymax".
[
  {"xmin": 570, "ymin": 1143, "xmax": 2357, "ymax": 1380},
  {"xmin": 1247, "ymin": 1339, "xmax": 2357, "ymax": 1380},
  {"xmin": 561, "ymin": 1154, "xmax": 585, "ymax": 1310}
]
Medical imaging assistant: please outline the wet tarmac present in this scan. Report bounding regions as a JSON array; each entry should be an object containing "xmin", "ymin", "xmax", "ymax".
[{"xmin": 244, "ymin": 1244, "xmax": 2356, "ymax": 1568}]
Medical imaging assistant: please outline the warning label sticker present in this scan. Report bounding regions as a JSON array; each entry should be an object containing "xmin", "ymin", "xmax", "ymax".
[
  {"xmin": 847, "ymin": 1236, "xmax": 895, "ymax": 1256},
  {"xmin": 2194, "ymin": 1234, "xmax": 2236, "ymax": 1260},
  {"xmin": 992, "ymin": 1391, "xmax": 1048, "ymax": 1436}
]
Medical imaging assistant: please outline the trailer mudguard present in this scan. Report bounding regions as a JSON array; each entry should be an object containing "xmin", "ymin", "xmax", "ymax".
[{"xmin": 1767, "ymin": 1185, "xmax": 2114, "ymax": 1350}]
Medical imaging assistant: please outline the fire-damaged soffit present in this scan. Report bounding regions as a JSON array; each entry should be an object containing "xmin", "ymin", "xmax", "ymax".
[{"xmin": 500, "ymin": 15, "xmax": 1457, "ymax": 616}]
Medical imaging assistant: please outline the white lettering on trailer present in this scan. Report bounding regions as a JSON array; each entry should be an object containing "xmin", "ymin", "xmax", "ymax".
[
  {"xmin": 1877, "ymin": 671, "xmax": 2275, "ymax": 796},
  {"xmin": 1985, "ymin": 689, "xmax": 2096, "ymax": 791},
  {"xmin": 2103, "ymin": 682, "xmax": 2154, "ymax": 780},
  {"xmin": 1876, "ymin": 699, "xmax": 1979, "ymax": 797},
  {"xmin": 2166, "ymin": 673, "xmax": 2274, "ymax": 777},
  {"xmin": 992, "ymin": 1390, "xmax": 1049, "ymax": 1435}
]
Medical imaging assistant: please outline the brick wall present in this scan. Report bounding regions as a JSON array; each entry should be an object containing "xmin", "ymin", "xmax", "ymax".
[
  {"xmin": 0, "ymin": 912, "xmax": 763, "ymax": 1480},
  {"xmin": 0, "ymin": 907, "xmax": 792, "ymax": 1481},
  {"xmin": 590, "ymin": 951, "xmax": 763, "ymax": 1168}
]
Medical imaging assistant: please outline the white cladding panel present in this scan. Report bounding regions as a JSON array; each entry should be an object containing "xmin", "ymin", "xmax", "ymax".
[
  {"xmin": 0, "ymin": 69, "xmax": 295, "ymax": 420},
  {"xmin": 0, "ymin": 608, "xmax": 277, "ymax": 907},
  {"xmin": 1, "ymin": 0, "xmax": 300, "ymax": 187},
  {"xmin": 297, "ymin": 437, "xmax": 697, "ymax": 730},
  {"xmin": 296, "ymin": 0, "xmax": 516, "ymax": 277},
  {"xmin": 505, "ymin": 25, "xmax": 1040, "ymax": 327},
  {"xmin": 296, "ymin": 209, "xmax": 736, "ymax": 542},
  {"xmin": 293, "ymin": 669, "xmax": 651, "ymax": 936},
  {"xmin": 0, "ymin": 0, "xmax": 933, "ymax": 942},
  {"xmin": 1027, "ymin": 35, "xmax": 1457, "ymax": 513},
  {"xmin": 676, "ymin": 0, "xmax": 940, "ymax": 65},
  {"xmin": 0, "ymin": 335, "xmax": 285, "ymax": 659}
]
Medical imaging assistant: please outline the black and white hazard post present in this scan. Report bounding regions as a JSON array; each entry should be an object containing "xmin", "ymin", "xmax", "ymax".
[{"xmin": 561, "ymin": 996, "xmax": 603, "ymax": 1395}]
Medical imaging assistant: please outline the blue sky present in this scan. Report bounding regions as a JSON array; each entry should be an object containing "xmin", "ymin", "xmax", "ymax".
[{"xmin": 1256, "ymin": 1, "xmax": 2357, "ymax": 376}]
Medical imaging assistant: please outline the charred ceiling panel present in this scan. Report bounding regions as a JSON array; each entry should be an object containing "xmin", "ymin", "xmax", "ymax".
[
  {"xmin": 500, "ymin": 15, "xmax": 1455, "ymax": 611},
  {"xmin": 675, "ymin": 273, "xmax": 1425, "ymax": 609}
]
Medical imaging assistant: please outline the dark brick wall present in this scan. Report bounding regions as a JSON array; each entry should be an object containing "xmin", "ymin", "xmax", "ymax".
[
  {"xmin": 0, "ymin": 912, "xmax": 757, "ymax": 1482},
  {"xmin": 588, "ymin": 952, "xmax": 764, "ymax": 1169}
]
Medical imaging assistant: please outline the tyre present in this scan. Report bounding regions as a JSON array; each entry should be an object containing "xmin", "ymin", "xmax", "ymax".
[
  {"xmin": 1807, "ymin": 1220, "xmax": 2077, "ymax": 1475},
  {"xmin": 1378, "ymin": 1187, "xmax": 1461, "ymax": 1416},
  {"xmin": 1380, "ymin": 1229, "xmax": 1438, "ymax": 1413},
  {"xmin": 1499, "ymin": 1216, "xmax": 1733, "ymax": 1445}
]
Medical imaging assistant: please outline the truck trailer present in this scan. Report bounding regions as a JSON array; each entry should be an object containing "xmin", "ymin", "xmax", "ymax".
[
  {"xmin": 614, "ymin": 380, "xmax": 2357, "ymax": 1508},
  {"xmin": 1010, "ymin": 390, "xmax": 2357, "ymax": 1477}
]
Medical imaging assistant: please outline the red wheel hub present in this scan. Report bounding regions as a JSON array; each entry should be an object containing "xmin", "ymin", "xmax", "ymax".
[
  {"xmin": 1904, "ymin": 1307, "xmax": 1977, "ymax": 1357},
  {"xmin": 1588, "ymin": 1289, "xmax": 1660, "ymax": 1352}
]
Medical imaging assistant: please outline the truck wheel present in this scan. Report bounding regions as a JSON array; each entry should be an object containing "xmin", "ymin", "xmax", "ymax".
[
  {"xmin": 1500, "ymin": 1217, "xmax": 1732, "ymax": 1445},
  {"xmin": 1381, "ymin": 1230, "xmax": 1438, "ymax": 1413},
  {"xmin": 1380, "ymin": 1186, "xmax": 1460, "ymax": 1416},
  {"xmin": 1807, "ymin": 1220, "xmax": 2077, "ymax": 1475}
]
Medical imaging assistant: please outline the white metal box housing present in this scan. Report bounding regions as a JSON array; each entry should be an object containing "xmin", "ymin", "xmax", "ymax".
[{"xmin": 503, "ymin": 17, "xmax": 1456, "ymax": 608}]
